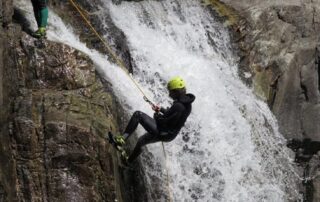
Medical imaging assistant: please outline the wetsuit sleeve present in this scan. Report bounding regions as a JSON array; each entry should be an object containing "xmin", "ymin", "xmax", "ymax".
[
  {"xmin": 160, "ymin": 107, "xmax": 169, "ymax": 114},
  {"xmin": 154, "ymin": 103, "xmax": 184, "ymax": 126}
]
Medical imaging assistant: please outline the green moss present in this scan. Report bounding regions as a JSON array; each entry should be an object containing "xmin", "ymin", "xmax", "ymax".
[
  {"xmin": 202, "ymin": 0, "xmax": 239, "ymax": 26},
  {"xmin": 253, "ymin": 72, "xmax": 269, "ymax": 100}
]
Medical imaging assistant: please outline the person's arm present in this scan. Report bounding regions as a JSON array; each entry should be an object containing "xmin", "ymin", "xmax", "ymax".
[
  {"xmin": 154, "ymin": 103, "xmax": 184, "ymax": 125},
  {"xmin": 160, "ymin": 107, "xmax": 169, "ymax": 114},
  {"xmin": 152, "ymin": 105, "xmax": 168, "ymax": 114}
]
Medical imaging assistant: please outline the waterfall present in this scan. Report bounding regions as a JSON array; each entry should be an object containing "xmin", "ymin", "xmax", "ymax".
[{"xmin": 16, "ymin": 0, "xmax": 302, "ymax": 201}]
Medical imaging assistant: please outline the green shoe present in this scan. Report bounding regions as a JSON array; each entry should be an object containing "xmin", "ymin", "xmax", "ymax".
[
  {"xmin": 114, "ymin": 135, "xmax": 126, "ymax": 146},
  {"xmin": 32, "ymin": 27, "xmax": 46, "ymax": 39}
]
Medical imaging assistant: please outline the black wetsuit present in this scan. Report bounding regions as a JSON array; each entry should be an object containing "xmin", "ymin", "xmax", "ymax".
[{"xmin": 125, "ymin": 93, "xmax": 195, "ymax": 162}]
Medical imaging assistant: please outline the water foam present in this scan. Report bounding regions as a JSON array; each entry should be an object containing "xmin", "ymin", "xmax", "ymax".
[{"xmin": 16, "ymin": 0, "xmax": 302, "ymax": 201}]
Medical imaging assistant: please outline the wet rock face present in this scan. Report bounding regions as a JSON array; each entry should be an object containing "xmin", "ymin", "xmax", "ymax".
[
  {"xmin": 0, "ymin": 1, "xmax": 17, "ymax": 201},
  {"xmin": 1, "ymin": 31, "xmax": 120, "ymax": 201},
  {"xmin": 20, "ymin": 35, "xmax": 96, "ymax": 90},
  {"xmin": 0, "ymin": 0, "xmax": 13, "ymax": 113},
  {"xmin": 304, "ymin": 154, "xmax": 320, "ymax": 202},
  {"xmin": 0, "ymin": 0, "xmax": 13, "ymax": 27},
  {"xmin": 49, "ymin": 0, "xmax": 133, "ymax": 73},
  {"xmin": 214, "ymin": 0, "xmax": 320, "ymax": 201},
  {"xmin": 218, "ymin": 0, "xmax": 320, "ymax": 141}
]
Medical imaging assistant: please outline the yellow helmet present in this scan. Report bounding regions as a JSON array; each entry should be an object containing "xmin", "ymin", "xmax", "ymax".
[{"xmin": 167, "ymin": 76, "xmax": 186, "ymax": 91}]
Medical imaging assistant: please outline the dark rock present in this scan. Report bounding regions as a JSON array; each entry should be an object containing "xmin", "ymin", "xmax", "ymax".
[
  {"xmin": 217, "ymin": 0, "xmax": 320, "ymax": 141},
  {"xmin": 303, "ymin": 154, "xmax": 320, "ymax": 202},
  {"xmin": 209, "ymin": 0, "xmax": 320, "ymax": 200},
  {"xmin": 287, "ymin": 138, "xmax": 320, "ymax": 163},
  {"xmin": 0, "ymin": 0, "xmax": 13, "ymax": 27},
  {"xmin": 19, "ymin": 33, "xmax": 96, "ymax": 90},
  {"xmin": 0, "ymin": 22, "xmax": 122, "ymax": 201},
  {"xmin": 49, "ymin": 0, "xmax": 134, "ymax": 73},
  {"xmin": 0, "ymin": 24, "xmax": 21, "ymax": 202}
]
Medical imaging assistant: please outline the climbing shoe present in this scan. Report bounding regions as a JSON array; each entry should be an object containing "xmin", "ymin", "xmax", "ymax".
[
  {"xmin": 32, "ymin": 27, "xmax": 46, "ymax": 39},
  {"xmin": 114, "ymin": 135, "xmax": 126, "ymax": 146}
]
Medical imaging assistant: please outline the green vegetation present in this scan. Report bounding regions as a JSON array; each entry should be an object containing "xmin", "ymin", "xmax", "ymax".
[{"xmin": 202, "ymin": 0, "xmax": 239, "ymax": 26}]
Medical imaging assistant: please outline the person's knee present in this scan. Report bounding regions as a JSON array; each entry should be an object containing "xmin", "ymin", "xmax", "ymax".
[
  {"xmin": 136, "ymin": 134, "xmax": 152, "ymax": 148},
  {"xmin": 133, "ymin": 111, "xmax": 143, "ymax": 118}
]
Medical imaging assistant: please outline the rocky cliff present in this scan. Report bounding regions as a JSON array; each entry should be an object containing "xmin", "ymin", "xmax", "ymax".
[
  {"xmin": 216, "ymin": 0, "xmax": 320, "ymax": 142},
  {"xmin": 0, "ymin": 0, "xmax": 16, "ymax": 201},
  {"xmin": 209, "ymin": 0, "xmax": 320, "ymax": 201},
  {"xmin": 0, "ymin": 1, "xmax": 125, "ymax": 201},
  {"xmin": 48, "ymin": 0, "xmax": 134, "ymax": 73},
  {"xmin": 2, "ymin": 0, "xmax": 320, "ymax": 201}
]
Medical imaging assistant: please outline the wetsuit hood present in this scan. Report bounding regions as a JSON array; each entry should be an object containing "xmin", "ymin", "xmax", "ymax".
[{"xmin": 177, "ymin": 93, "xmax": 195, "ymax": 104}]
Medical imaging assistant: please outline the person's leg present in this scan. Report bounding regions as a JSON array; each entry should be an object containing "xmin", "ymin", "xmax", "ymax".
[
  {"xmin": 123, "ymin": 111, "xmax": 158, "ymax": 139},
  {"xmin": 32, "ymin": 0, "xmax": 48, "ymax": 38},
  {"xmin": 31, "ymin": 0, "xmax": 41, "ymax": 27},
  {"xmin": 114, "ymin": 111, "xmax": 158, "ymax": 146},
  {"xmin": 38, "ymin": 0, "xmax": 48, "ymax": 28},
  {"xmin": 127, "ymin": 133, "xmax": 161, "ymax": 163}
]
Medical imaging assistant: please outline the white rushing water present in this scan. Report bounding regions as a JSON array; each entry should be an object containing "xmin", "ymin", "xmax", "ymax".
[{"xmin": 17, "ymin": 0, "xmax": 302, "ymax": 201}]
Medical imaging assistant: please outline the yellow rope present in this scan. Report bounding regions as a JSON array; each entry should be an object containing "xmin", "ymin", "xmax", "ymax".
[
  {"xmin": 67, "ymin": 1, "xmax": 173, "ymax": 201},
  {"xmin": 68, "ymin": 0, "xmax": 152, "ymax": 103},
  {"xmin": 162, "ymin": 143, "xmax": 173, "ymax": 202}
]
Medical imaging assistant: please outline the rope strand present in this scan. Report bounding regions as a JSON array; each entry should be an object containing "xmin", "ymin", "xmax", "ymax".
[
  {"xmin": 69, "ymin": 0, "xmax": 153, "ymax": 105},
  {"xmin": 162, "ymin": 143, "xmax": 173, "ymax": 202},
  {"xmin": 67, "ymin": 1, "xmax": 172, "ymax": 200}
]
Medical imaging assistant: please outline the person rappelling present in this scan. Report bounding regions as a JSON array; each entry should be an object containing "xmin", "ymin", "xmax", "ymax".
[
  {"xmin": 108, "ymin": 77, "xmax": 195, "ymax": 165},
  {"xmin": 31, "ymin": 0, "xmax": 48, "ymax": 38},
  {"xmin": 65, "ymin": 0, "xmax": 195, "ymax": 167}
]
